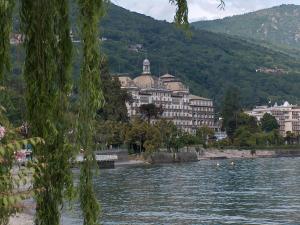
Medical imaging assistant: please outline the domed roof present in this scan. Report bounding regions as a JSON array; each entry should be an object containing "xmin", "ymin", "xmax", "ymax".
[
  {"xmin": 160, "ymin": 73, "xmax": 175, "ymax": 79},
  {"xmin": 133, "ymin": 75, "xmax": 157, "ymax": 89},
  {"xmin": 118, "ymin": 76, "xmax": 136, "ymax": 88},
  {"xmin": 164, "ymin": 80, "xmax": 188, "ymax": 92}
]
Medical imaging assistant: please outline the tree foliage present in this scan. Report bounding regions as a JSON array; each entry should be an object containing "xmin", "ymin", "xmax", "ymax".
[
  {"xmin": 154, "ymin": 119, "xmax": 178, "ymax": 151},
  {"xmin": 192, "ymin": 4, "xmax": 300, "ymax": 51},
  {"xmin": 170, "ymin": 0, "xmax": 225, "ymax": 27},
  {"xmin": 95, "ymin": 120, "xmax": 127, "ymax": 149},
  {"xmin": 196, "ymin": 126, "xmax": 215, "ymax": 144},
  {"xmin": 139, "ymin": 104, "xmax": 163, "ymax": 124},
  {"xmin": 0, "ymin": 0, "xmax": 14, "ymax": 82},
  {"xmin": 169, "ymin": 0, "xmax": 188, "ymax": 28},
  {"xmin": 0, "ymin": 137, "xmax": 44, "ymax": 225},
  {"xmin": 20, "ymin": 0, "xmax": 74, "ymax": 224},
  {"xmin": 230, "ymin": 113, "xmax": 283, "ymax": 148},
  {"xmin": 221, "ymin": 87, "xmax": 242, "ymax": 140},
  {"xmin": 77, "ymin": 0, "xmax": 106, "ymax": 224},
  {"xmin": 125, "ymin": 119, "xmax": 149, "ymax": 153},
  {"xmin": 97, "ymin": 57, "xmax": 129, "ymax": 122},
  {"xmin": 261, "ymin": 113, "xmax": 280, "ymax": 133},
  {"xmin": 0, "ymin": 87, "xmax": 45, "ymax": 224}
]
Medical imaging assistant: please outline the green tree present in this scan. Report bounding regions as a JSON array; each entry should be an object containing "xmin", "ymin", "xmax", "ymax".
[
  {"xmin": 139, "ymin": 103, "xmax": 163, "ymax": 124},
  {"xmin": 169, "ymin": 130, "xmax": 185, "ymax": 152},
  {"xmin": 180, "ymin": 132, "xmax": 199, "ymax": 150},
  {"xmin": 144, "ymin": 125, "xmax": 162, "ymax": 152},
  {"xmin": 126, "ymin": 119, "xmax": 162, "ymax": 153},
  {"xmin": 154, "ymin": 119, "xmax": 178, "ymax": 151},
  {"xmin": 233, "ymin": 126, "xmax": 256, "ymax": 147},
  {"xmin": 0, "ymin": 0, "xmax": 14, "ymax": 82},
  {"xmin": 95, "ymin": 120, "xmax": 126, "ymax": 149},
  {"xmin": 21, "ymin": 1, "xmax": 74, "ymax": 224},
  {"xmin": 272, "ymin": 130, "xmax": 284, "ymax": 145},
  {"xmin": 196, "ymin": 126, "xmax": 215, "ymax": 144},
  {"xmin": 170, "ymin": 0, "xmax": 224, "ymax": 27},
  {"xmin": 97, "ymin": 57, "xmax": 130, "ymax": 122},
  {"xmin": 237, "ymin": 113, "xmax": 259, "ymax": 133},
  {"xmin": 77, "ymin": 0, "xmax": 106, "ymax": 224},
  {"xmin": 221, "ymin": 86, "xmax": 242, "ymax": 141},
  {"xmin": 261, "ymin": 113, "xmax": 280, "ymax": 132},
  {"xmin": 254, "ymin": 132, "xmax": 269, "ymax": 146},
  {"xmin": 232, "ymin": 113, "xmax": 263, "ymax": 147},
  {"xmin": 0, "ymin": 89, "xmax": 45, "ymax": 224},
  {"xmin": 125, "ymin": 119, "xmax": 149, "ymax": 153},
  {"xmin": 285, "ymin": 131, "xmax": 296, "ymax": 145}
]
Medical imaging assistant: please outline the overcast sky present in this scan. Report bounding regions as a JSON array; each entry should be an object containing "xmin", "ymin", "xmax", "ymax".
[{"xmin": 111, "ymin": 0, "xmax": 300, "ymax": 22}]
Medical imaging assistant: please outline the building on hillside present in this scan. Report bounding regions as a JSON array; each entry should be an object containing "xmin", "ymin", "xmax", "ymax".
[
  {"xmin": 117, "ymin": 58, "xmax": 217, "ymax": 133},
  {"xmin": 245, "ymin": 101, "xmax": 300, "ymax": 136}
]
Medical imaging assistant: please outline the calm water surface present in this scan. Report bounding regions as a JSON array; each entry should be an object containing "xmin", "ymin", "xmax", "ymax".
[{"xmin": 63, "ymin": 158, "xmax": 300, "ymax": 225}]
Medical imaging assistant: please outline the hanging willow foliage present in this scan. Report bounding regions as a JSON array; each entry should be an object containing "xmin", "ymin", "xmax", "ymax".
[
  {"xmin": 170, "ymin": 0, "xmax": 225, "ymax": 27},
  {"xmin": 20, "ymin": 0, "xmax": 73, "ymax": 224},
  {"xmin": 169, "ymin": 0, "xmax": 188, "ymax": 27},
  {"xmin": 0, "ymin": 106, "xmax": 15, "ymax": 225},
  {"xmin": 0, "ymin": 1, "xmax": 15, "ymax": 224},
  {"xmin": 0, "ymin": 87, "xmax": 45, "ymax": 224},
  {"xmin": 77, "ymin": 0, "xmax": 106, "ymax": 224},
  {"xmin": 53, "ymin": 0, "xmax": 75, "ymax": 203},
  {"xmin": 0, "ymin": 0, "xmax": 14, "ymax": 82}
]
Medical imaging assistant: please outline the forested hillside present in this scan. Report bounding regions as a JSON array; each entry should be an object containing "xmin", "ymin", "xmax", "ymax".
[
  {"xmin": 10, "ymin": 3, "xmax": 300, "ymax": 111},
  {"xmin": 192, "ymin": 4, "xmax": 300, "ymax": 50}
]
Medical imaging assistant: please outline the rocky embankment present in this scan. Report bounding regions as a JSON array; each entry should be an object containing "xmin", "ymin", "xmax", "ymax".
[
  {"xmin": 198, "ymin": 149, "xmax": 275, "ymax": 160},
  {"xmin": 145, "ymin": 148, "xmax": 300, "ymax": 164}
]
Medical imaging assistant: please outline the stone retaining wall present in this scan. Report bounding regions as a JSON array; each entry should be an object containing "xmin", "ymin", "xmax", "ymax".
[
  {"xmin": 275, "ymin": 149, "xmax": 300, "ymax": 157},
  {"xmin": 147, "ymin": 152, "xmax": 198, "ymax": 164}
]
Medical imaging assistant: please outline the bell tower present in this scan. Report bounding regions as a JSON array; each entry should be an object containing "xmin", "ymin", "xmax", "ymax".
[{"xmin": 142, "ymin": 58, "xmax": 151, "ymax": 74}]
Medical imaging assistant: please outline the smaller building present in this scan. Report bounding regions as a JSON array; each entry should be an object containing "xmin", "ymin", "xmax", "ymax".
[{"xmin": 245, "ymin": 101, "xmax": 300, "ymax": 136}]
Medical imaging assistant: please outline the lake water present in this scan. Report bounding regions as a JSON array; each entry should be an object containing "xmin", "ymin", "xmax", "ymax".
[{"xmin": 63, "ymin": 158, "xmax": 300, "ymax": 225}]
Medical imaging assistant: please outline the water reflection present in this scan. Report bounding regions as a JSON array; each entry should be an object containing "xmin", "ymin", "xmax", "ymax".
[{"xmin": 64, "ymin": 158, "xmax": 300, "ymax": 225}]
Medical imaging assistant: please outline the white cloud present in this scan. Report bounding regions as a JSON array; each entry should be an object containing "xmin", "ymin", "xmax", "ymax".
[
  {"xmin": 111, "ymin": 0, "xmax": 300, "ymax": 22},
  {"xmin": 111, "ymin": 0, "xmax": 176, "ymax": 21}
]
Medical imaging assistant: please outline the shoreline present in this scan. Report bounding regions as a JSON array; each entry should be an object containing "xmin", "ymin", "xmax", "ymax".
[
  {"xmin": 130, "ymin": 149, "xmax": 300, "ymax": 165},
  {"xmin": 198, "ymin": 149, "xmax": 276, "ymax": 160}
]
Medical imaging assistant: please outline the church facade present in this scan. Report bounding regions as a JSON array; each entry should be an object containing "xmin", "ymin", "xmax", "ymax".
[{"xmin": 117, "ymin": 59, "xmax": 217, "ymax": 133}]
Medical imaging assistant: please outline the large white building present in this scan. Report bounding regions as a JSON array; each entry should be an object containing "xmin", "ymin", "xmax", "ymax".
[
  {"xmin": 246, "ymin": 101, "xmax": 300, "ymax": 136},
  {"xmin": 117, "ymin": 59, "xmax": 217, "ymax": 133}
]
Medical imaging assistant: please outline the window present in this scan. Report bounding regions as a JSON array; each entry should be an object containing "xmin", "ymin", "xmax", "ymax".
[{"xmin": 140, "ymin": 96, "xmax": 149, "ymax": 103}]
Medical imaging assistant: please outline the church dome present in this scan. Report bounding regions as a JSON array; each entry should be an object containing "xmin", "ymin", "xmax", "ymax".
[
  {"xmin": 160, "ymin": 73, "xmax": 176, "ymax": 83},
  {"xmin": 160, "ymin": 73, "xmax": 175, "ymax": 79},
  {"xmin": 164, "ymin": 80, "xmax": 188, "ymax": 92},
  {"xmin": 133, "ymin": 75, "xmax": 157, "ymax": 89}
]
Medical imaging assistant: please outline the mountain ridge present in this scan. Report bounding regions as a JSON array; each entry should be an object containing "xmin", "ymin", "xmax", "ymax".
[{"xmin": 191, "ymin": 4, "xmax": 300, "ymax": 51}]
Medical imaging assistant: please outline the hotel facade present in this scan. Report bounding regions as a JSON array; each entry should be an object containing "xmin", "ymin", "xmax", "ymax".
[
  {"xmin": 246, "ymin": 102, "xmax": 300, "ymax": 136},
  {"xmin": 117, "ymin": 59, "xmax": 217, "ymax": 133}
]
